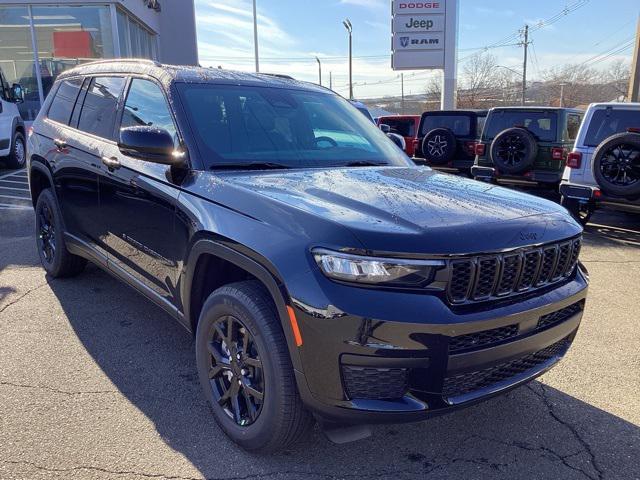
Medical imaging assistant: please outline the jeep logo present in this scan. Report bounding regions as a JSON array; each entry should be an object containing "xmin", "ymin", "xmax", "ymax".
[{"xmin": 405, "ymin": 17, "xmax": 435, "ymax": 30}]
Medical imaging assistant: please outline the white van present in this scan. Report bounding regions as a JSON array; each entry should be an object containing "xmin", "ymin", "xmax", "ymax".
[
  {"xmin": 0, "ymin": 68, "xmax": 25, "ymax": 169},
  {"xmin": 560, "ymin": 102, "xmax": 640, "ymax": 224}
]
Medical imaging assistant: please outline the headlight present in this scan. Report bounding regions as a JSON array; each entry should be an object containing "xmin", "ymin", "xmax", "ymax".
[{"xmin": 313, "ymin": 249, "xmax": 444, "ymax": 287}]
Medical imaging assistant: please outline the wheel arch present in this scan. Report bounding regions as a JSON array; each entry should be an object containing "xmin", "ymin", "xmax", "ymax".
[
  {"xmin": 29, "ymin": 159, "xmax": 54, "ymax": 207},
  {"xmin": 182, "ymin": 235, "xmax": 303, "ymax": 371}
]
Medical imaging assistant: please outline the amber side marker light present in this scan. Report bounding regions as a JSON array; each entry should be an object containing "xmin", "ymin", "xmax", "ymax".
[{"xmin": 287, "ymin": 306, "xmax": 303, "ymax": 347}]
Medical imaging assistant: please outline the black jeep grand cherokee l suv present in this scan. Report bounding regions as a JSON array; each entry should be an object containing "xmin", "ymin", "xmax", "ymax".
[{"xmin": 27, "ymin": 61, "xmax": 589, "ymax": 452}]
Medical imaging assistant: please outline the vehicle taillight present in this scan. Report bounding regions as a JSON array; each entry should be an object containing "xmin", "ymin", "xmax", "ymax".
[
  {"xmin": 566, "ymin": 151, "xmax": 582, "ymax": 169},
  {"xmin": 465, "ymin": 141, "xmax": 476, "ymax": 155},
  {"xmin": 628, "ymin": 127, "xmax": 640, "ymax": 134},
  {"xmin": 475, "ymin": 143, "xmax": 485, "ymax": 156},
  {"xmin": 594, "ymin": 189, "xmax": 602, "ymax": 198},
  {"xmin": 552, "ymin": 147, "xmax": 565, "ymax": 160}
]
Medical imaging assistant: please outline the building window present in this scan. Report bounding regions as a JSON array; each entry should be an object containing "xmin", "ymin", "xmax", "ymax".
[
  {"xmin": 116, "ymin": 8, "xmax": 157, "ymax": 61},
  {"xmin": 0, "ymin": 6, "xmax": 38, "ymax": 120}
]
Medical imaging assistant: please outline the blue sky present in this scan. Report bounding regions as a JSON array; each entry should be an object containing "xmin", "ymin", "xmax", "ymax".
[{"xmin": 194, "ymin": 0, "xmax": 639, "ymax": 99}]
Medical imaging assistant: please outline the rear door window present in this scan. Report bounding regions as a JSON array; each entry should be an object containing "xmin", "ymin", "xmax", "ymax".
[
  {"xmin": 421, "ymin": 115, "xmax": 471, "ymax": 136},
  {"xmin": 584, "ymin": 109, "xmax": 640, "ymax": 147},
  {"xmin": 382, "ymin": 118, "xmax": 416, "ymax": 137},
  {"xmin": 484, "ymin": 111, "xmax": 557, "ymax": 142},
  {"xmin": 77, "ymin": 76, "xmax": 126, "ymax": 139},
  {"xmin": 47, "ymin": 78, "xmax": 83, "ymax": 125},
  {"xmin": 566, "ymin": 114, "xmax": 582, "ymax": 141}
]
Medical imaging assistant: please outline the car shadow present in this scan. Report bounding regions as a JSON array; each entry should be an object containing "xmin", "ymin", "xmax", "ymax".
[
  {"xmin": 48, "ymin": 266, "xmax": 639, "ymax": 479},
  {"xmin": 584, "ymin": 209, "xmax": 640, "ymax": 249}
]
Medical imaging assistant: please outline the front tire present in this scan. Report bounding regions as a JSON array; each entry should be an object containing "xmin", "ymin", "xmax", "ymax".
[
  {"xmin": 4, "ymin": 130, "xmax": 26, "ymax": 169},
  {"xmin": 195, "ymin": 281, "xmax": 313, "ymax": 452},
  {"xmin": 35, "ymin": 189, "xmax": 87, "ymax": 277}
]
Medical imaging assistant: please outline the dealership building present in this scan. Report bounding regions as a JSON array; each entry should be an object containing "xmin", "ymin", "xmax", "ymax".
[{"xmin": 0, "ymin": 0, "xmax": 199, "ymax": 121}]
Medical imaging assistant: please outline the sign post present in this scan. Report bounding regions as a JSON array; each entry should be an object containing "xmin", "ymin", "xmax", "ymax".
[{"xmin": 391, "ymin": 0, "xmax": 458, "ymax": 109}]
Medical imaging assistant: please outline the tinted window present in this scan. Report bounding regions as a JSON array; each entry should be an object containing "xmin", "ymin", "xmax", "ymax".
[
  {"xmin": 483, "ymin": 111, "xmax": 557, "ymax": 142},
  {"xmin": 584, "ymin": 109, "xmax": 640, "ymax": 147},
  {"xmin": 47, "ymin": 78, "xmax": 83, "ymax": 125},
  {"xmin": 77, "ymin": 77, "xmax": 126, "ymax": 139},
  {"xmin": 381, "ymin": 118, "xmax": 416, "ymax": 137},
  {"xmin": 422, "ymin": 115, "xmax": 471, "ymax": 136},
  {"xmin": 178, "ymin": 84, "xmax": 410, "ymax": 169},
  {"xmin": 566, "ymin": 114, "xmax": 582, "ymax": 141},
  {"xmin": 476, "ymin": 115, "xmax": 487, "ymax": 138},
  {"xmin": 121, "ymin": 79, "xmax": 177, "ymax": 145}
]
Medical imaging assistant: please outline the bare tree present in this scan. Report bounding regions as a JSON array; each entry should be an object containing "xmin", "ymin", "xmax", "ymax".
[{"xmin": 457, "ymin": 53, "xmax": 500, "ymax": 108}]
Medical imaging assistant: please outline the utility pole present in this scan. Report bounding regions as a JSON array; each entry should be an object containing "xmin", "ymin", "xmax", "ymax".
[
  {"xmin": 521, "ymin": 24, "xmax": 529, "ymax": 106},
  {"xmin": 252, "ymin": 0, "xmax": 259, "ymax": 72},
  {"xmin": 329, "ymin": 71, "xmax": 333, "ymax": 90},
  {"xmin": 343, "ymin": 19, "xmax": 353, "ymax": 100},
  {"xmin": 401, "ymin": 73, "xmax": 405, "ymax": 114},
  {"xmin": 628, "ymin": 15, "xmax": 640, "ymax": 102},
  {"xmin": 316, "ymin": 57, "xmax": 322, "ymax": 86},
  {"xmin": 559, "ymin": 83, "xmax": 567, "ymax": 107}
]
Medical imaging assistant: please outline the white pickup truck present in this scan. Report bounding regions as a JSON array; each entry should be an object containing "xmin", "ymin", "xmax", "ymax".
[
  {"xmin": 560, "ymin": 102, "xmax": 640, "ymax": 224},
  {"xmin": 0, "ymin": 67, "xmax": 25, "ymax": 169}
]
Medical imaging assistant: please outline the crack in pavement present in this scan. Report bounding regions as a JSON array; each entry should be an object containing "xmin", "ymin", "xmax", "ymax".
[
  {"xmin": 0, "ymin": 281, "xmax": 49, "ymax": 314},
  {"xmin": 527, "ymin": 384, "xmax": 605, "ymax": 480},
  {"xmin": 0, "ymin": 381, "xmax": 119, "ymax": 396}
]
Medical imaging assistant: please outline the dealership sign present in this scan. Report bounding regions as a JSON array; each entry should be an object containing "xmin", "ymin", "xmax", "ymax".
[{"xmin": 391, "ymin": 1, "xmax": 456, "ymax": 70}]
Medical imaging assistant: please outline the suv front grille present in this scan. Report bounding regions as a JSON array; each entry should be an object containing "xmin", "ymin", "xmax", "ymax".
[
  {"xmin": 342, "ymin": 366, "xmax": 408, "ymax": 400},
  {"xmin": 446, "ymin": 238, "xmax": 581, "ymax": 304},
  {"xmin": 442, "ymin": 338, "xmax": 570, "ymax": 398}
]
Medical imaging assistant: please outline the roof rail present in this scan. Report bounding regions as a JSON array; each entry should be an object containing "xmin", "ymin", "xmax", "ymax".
[
  {"xmin": 76, "ymin": 58, "xmax": 162, "ymax": 68},
  {"xmin": 260, "ymin": 73, "xmax": 295, "ymax": 80}
]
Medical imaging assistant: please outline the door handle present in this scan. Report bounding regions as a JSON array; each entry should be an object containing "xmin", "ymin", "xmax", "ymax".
[
  {"xmin": 53, "ymin": 138, "xmax": 67, "ymax": 150},
  {"xmin": 101, "ymin": 156, "xmax": 121, "ymax": 170}
]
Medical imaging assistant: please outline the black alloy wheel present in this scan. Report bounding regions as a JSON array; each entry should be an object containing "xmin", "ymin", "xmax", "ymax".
[
  {"xmin": 206, "ymin": 315, "xmax": 265, "ymax": 426},
  {"xmin": 598, "ymin": 144, "xmax": 640, "ymax": 188},
  {"xmin": 37, "ymin": 201, "xmax": 56, "ymax": 264},
  {"xmin": 495, "ymin": 134, "xmax": 528, "ymax": 167},
  {"xmin": 422, "ymin": 127, "xmax": 456, "ymax": 165},
  {"xmin": 490, "ymin": 127, "xmax": 537, "ymax": 174},
  {"xmin": 427, "ymin": 135, "xmax": 448, "ymax": 158}
]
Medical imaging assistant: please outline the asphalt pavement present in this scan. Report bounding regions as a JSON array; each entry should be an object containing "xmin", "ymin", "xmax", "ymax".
[{"xmin": 0, "ymin": 169, "xmax": 639, "ymax": 480}]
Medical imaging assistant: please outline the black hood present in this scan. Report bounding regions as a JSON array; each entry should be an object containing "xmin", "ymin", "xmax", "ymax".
[{"xmin": 203, "ymin": 167, "xmax": 581, "ymax": 255}]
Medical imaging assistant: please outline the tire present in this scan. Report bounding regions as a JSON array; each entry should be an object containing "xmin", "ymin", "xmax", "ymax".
[
  {"xmin": 592, "ymin": 132, "xmax": 640, "ymax": 198},
  {"xmin": 195, "ymin": 280, "xmax": 313, "ymax": 452},
  {"xmin": 490, "ymin": 127, "xmax": 537, "ymax": 174},
  {"xmin": 3, "ymin": 130, "xmax": 26, "ymax": 169},
  {"xmin": 561, "ymin": 196, "xmax": 593, "ymax": 226},
  {"xmin": 422, "ymin": 128, "xmax": 456, "ymax": 165},
  {"xmin": 35, "ymin": 189, "xmax": 87, "ymax": 277}
]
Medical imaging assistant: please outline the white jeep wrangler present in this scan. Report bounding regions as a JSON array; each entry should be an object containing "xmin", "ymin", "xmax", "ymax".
[
  {"xmin": 0, "ymin": 67, "xmax": 25, "ymax": 169},
  {"xmin": 560, "ymin": 102, "xmax": 640, "ymax": 224}
]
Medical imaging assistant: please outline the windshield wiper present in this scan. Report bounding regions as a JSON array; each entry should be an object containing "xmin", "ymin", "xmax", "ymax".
[
  {"xmin": 340, "ymin": 160, "xmax": 389, "ymax": 167},
  {"xmin": 210, "ymin": 162, "xmax": 291, "ymax": 170}
]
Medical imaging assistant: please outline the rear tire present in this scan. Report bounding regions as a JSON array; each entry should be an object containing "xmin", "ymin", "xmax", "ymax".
[
  {"xmin": 4, "ymin": 131, "xmax": 26, "ymax": 169},
  {"xmin": 422, "ymin": 128, "xmax": 456, "ymax": 165},
  {"xmin": 490, "ymin": 127, "xmax": 537, "ymax": 174},
  {"xmin": 195, "ymin": 280, "xmax": 313, "ymax": 452},
  {"xmin": 592, "ymin": 132, "xmax": 640, "ymax": 198},
  {"xmin": 35, "ymin": 189, "xmax": 87, "ymax": 277}
]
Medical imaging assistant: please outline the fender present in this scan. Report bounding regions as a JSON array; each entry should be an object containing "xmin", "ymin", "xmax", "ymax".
[
  {"xmin": 28, "ymin": 159, "xmax": 56, "ymax": 204},
  {"xmin": 11, "ymin": 116, "xmax": 24, "ymax": 135},
  {"xmin": 182, "ymin": 237, "xmax": 303, "ymax": 372}
]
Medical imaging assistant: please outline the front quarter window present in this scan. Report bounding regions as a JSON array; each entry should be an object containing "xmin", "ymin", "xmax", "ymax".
[{"xmin": 177, "ymin": 83, "xmax": 411, "ymax": 169}]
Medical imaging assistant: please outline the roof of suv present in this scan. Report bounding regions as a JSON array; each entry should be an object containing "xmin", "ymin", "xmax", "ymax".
[
  {"xmin": 57, "ymin": 59, "xmax": 328, "ymax": 93},
  {"xmin": 489, "ymin": 106, "xmax": 583, "ymax": 113},
  {"xmin": 585, "ymin": 102, "xmax": 640, "ymax": 110}
]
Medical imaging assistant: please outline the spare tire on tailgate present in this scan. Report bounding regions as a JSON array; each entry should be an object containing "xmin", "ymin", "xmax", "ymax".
[
  {"xmin": 490, "ymin": 127, "xmax": 537, "ymax": 174},
  {"xmin": 422, "ymin": 128, "xmax": 456, "ymax": 165},
  {"xmin": 593, "ymin": 132, "xmax": 640, "ymax": 198}
]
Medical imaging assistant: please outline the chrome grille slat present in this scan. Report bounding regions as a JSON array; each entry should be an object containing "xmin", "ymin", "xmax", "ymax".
[{"xmin": 446, "ymin": 237, "xmax": 582, "ymax": 304}]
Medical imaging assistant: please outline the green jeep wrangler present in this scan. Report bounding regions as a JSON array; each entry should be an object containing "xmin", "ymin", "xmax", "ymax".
[{"xmin": 472, "ymin": 107, "xmax": 583, "ymax": 189}]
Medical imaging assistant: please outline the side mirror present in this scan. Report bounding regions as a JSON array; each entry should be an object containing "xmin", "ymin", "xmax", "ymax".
[
  {"xmin": 387, "ymin": 132, "xmax": 406, "ymax": 151},
  {"xmin": 379, "ymin": 123, "xmax": 391, "ymax": 134},
  {"xmin": 118, "ymin": 126, "xmax": 185, "ymax": 166},
  {"xmin": 10, "ymin": 83, "xmax": 24, "ymax": 103}
]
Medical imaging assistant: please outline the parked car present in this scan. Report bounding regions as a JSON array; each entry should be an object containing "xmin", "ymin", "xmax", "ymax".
[
  {"xmin": 28, "ymin": 60, "xmax": 588, "ymax": 453},
  {"xmin": 413, "ymin": 110, "xmax": 487, "ymax": 174},
  {"xmin": 377, "ymin": 115, "xmax": 420, "ymax": 156},
  {"xmin": 560, "ymin": 102, "xmax": 640, "ymax": 224},
  {"xmin": 472, "ymin": 107, "xmax": 583, "ymax": 189},
  {"xmin": 350, "ymin": 100, "xmax": 375, "ymax": 123},
  {"xmin": 0, "ymin": 67, "xmax": 26, "ymax": 169}
]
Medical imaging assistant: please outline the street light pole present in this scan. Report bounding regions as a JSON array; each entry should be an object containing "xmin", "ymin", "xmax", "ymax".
[
  {"xmin": 343, "ymin": 19, "xmax": 353, "ymax": 99},
  {"xmin": 559, "ymin": 83, "xmax": 567, "ymax": 107},
  {"xmin": 252, "ymin": 0, "xmax": 259, "ymax": 73},
  {"xmin": 316, "ymin": 57, "xmax": 322, "ymax": 86}
]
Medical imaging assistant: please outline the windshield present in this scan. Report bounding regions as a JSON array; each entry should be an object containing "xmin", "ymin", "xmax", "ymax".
[
  {"xmin": 584, "ymin": 109, "xmax": 640, "ymax": 147},
  {"xmin": 421, "ymin": 115, "xmax": 471, "ymax": 136},
  {"xmin": 178, "ymin": 84, "xmax": 409, "ymax": 169},
  {"xmin": 483, "ymin": 110, "xmax": 558, "ymax": 142}
]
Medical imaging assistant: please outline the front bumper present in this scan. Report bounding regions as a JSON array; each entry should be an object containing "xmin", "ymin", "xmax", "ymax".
[
  {"xmin": 291, "ymin": 266, "xmax": 588, "ymax": 424},
  {"xmin": 472, "ymin": 166, "xmax": 563, "ymax": 186}
]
